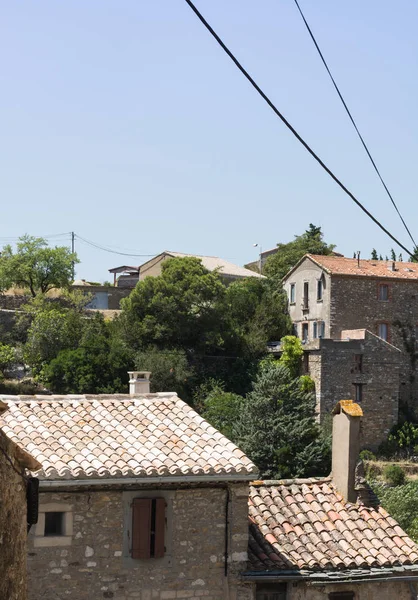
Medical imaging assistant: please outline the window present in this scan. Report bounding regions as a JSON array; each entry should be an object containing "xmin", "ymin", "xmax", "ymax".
[
  {"xmin": 256, "ymin": 583, "xmax": 287, "ymax": 600},
  {"xmin": 292, "ymin": 323, "xmax": 298, "ymax": 337},
  {"xmin": 328, "ymin": 593, "xmax": 354, "ymax": 600},
  {"xmin": 132, "ymin": 498, "xmax": 166, "ymax": 559},
  {"xmin": 317, "ymin": 279, "xmax": 323, "ymax": 301},
  {"xmin": 289, "ymin": 283, "xmax": 296, "ymax": 304},
  {"xmin": 353, "ymin": 383, "xmax": 364, "ymax": 403},
  {"xmin": 123, "ymin": 491, "xmax": 173, "ymax": 566},
  {"xmin": 378, "ymin": 283, "xmax": 389, "ymax": 301},
  {"xmin": 34, "ymin": 503, "xmax": 73, "ymax": 547},
  {"xmin": 303, "ymin": 282, "xmax": 309, "ymax": 309},
  {"xmin": 302, "ymin": 322, "xmax": 309, "ymax": 342},
  {"xmin": 44, "ymin": 512, "xmax": 65, "ymax": 537},
  {"xmin": 378, "ymin": 322, "xmax": 389, "ymax": 341},
  {"xmin": 319, "ymin": 321, "xmax": 325, "ymax": 338},
  {"xmin": 313, "ymin": 322, "xmax": 318, "ymax": 338},
  {"xmin": 353, "ymin": 354, "xmax": 363, "ymax": 373}
]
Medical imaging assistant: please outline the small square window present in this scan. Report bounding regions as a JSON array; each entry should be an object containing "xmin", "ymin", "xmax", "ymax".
[
  {"xmin": 378, "ymin": 284, "xmax": 389, "ymax": 301},
  {"xmin": 45, "ymin": 512, "xmax": 65, "ymax": 537}
]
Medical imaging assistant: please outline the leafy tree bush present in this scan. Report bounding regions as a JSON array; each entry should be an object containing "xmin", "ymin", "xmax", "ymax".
[
  {"xmin": 359, "ymin": 449, "xmax": 376, "ymax": 462},
  {"xmin": 383, "ymin": 464, "xmax": 406, "ymax": 486},
  {"xmin": 0, "ymin": 235, "xmax": 78, "ymax": 296},
  {"xmin": 134, "ymin": 348, "xmax": 192, "ymax": 399},
  {"xmin": 388, "ymin": 422, "xmax": 418, "ymax": 458},
  {"xmin": 231, "ymin": 361, "xmax": 330, "ymax": 479},
  {"xmin": 0, "ymin": 343, "xmax": 16, "ymax": 375},
  {"xmin": 264, "ymin": 224, "xmax": 335, "ymax": 282},
  {"xmin": 197, "ymin": 379, "xmax": 244, "ymax": 440},
  {"xmin": 279, "ymin": 335, "xmax": 303, "ymax": 377},
  {"xmin": 373, "ymin": 482, "xmax": 418, "ymax": 542},
  {"xmin": 40, "ymin": 314, "xmax": 132, "ymax": 393}
]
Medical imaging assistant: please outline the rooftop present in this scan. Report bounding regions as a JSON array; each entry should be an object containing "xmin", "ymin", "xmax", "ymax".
[
  {"xmin": 248, "ymin": 478, "xmax": 418, "ymax": 575},
  {"xmin": 140, "ymin": 251, "xmax": 265, "ymax": 279},
  {"xmin": 297, "ymin": 254, "xmax": 418, "ymax": 280},
  {"xmin": 0, "ymin": 394, "xmax": 257, "ymax": 481}
]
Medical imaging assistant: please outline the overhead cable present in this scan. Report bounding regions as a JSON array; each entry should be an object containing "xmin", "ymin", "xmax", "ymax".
[
  {"xmin": 183, "ymin": 0, "xmax": 414, "ymax": 257},
  {"xmin": 75, "ymin": 234, "xmax": 156, "ymax": 258},
  {"xmin": 292, "ymin": 0, "xmax": 416, "ymax": 249}
]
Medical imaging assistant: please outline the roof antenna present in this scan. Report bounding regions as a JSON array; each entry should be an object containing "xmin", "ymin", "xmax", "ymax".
[{"xmin": 357, "ymin": 251, "xmax": 361, "ymax": 267}]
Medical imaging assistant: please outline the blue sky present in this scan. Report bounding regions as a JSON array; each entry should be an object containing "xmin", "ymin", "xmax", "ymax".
[{"xmin": 2, "ymin": 1, "xmax": 417, "ymax": 281}]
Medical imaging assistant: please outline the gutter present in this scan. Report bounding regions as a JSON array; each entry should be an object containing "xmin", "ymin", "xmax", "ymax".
[
  {"xmin": 242, "ymin": 571, "xmax": 418, "ymax": 585},
  {"xmin": 39, "ymin": 473, "xmax": 256, "ymax": 489}
]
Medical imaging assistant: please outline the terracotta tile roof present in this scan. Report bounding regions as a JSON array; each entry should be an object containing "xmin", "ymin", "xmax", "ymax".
[
  {"xmin": 306, "ymin": 254, "xmax": 418, "ymax": 280},
  {"xmin": 0, "ymin": 394, "xmax": 257, "ymax": 481},
  {"xmin": 248, "ymin": 478, "xmax": 418, "ymax": 573}
]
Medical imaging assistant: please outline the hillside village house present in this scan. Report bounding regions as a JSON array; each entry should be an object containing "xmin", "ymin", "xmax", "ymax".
[
  {"xmin": 109, "ymin": 251, "xmax": 265, "ymax": 287},
  {"xmin": 0, "ymin": 401, "xmax": 41, "ymax": 600},
  {"xmin": 0, "ymin": 372, "xmax": 258, "ymax": 600},
  {"xmin": 2, "ymin": 372, "xmax": 418, "ymax": 599},
  {"xmin": 281, "ymin": 254, "xmax": 418, "ymax": 448}
]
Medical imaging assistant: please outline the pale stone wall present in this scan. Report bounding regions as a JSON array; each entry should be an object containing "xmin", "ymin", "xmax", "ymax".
[
  {"xmin": 27, "ymin": 483, "xmax": 252, "ymax": 600},
  {"xmin": 286, "ymin": 579, "xmax": 417, "ymax": 599},
  {"xmin": 0, "ymin": 431, "xmax": 28, "ymax": 600}
]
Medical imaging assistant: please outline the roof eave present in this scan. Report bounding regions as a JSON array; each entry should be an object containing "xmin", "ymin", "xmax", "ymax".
[
  {"xmin": 38, "ymin": 472, "xmax": 258, "ymax": 488},
  {"xmin": 242, "ymin": 567, "xmax": 418, "ymax": 584},
  {"xmin": 281, "ymin": 254, "xmax": 330, "ymax": 283}
]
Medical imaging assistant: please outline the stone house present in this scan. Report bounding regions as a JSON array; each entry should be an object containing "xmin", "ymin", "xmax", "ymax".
[
  {"xmin": 245, "ymin": 400, "xmax": 418, "ymax": 599},
  {"xmin": 282, "ymin": 254, "xmax": 418, "ymax": 446},
  {"xmin": 109, "ymin": 252, "xmax": 265, "ymax": 287},
  {"xmin": 0, "ymin": 372, "xmax": 258, "ymax": 600},
  {"xmin": 0, "ymin": 400, "xmax": 41, "ymax": 600}
]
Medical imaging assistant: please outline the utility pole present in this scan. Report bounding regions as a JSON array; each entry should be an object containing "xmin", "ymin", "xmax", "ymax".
[{"xmin": 71, "ymin": 231, "xmax": 75, "ymax": 280}]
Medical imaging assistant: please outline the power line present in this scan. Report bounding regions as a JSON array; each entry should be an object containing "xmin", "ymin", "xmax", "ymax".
[
  {"xmin": 292, "ymin": 0, "xmax": 416, "ymax": 250},
  {"xmin": 75, "ymin": 234, "xmax": 156, "ymax": 258},
  {"xmin": 183, "ymin": 0, "xmax": 414, "ymax": 258}
]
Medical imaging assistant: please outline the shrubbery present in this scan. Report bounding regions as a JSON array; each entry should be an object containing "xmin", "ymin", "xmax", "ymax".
[{"xmin": 383, "ymin": 464, "xmax": 406, "ymax": 486}]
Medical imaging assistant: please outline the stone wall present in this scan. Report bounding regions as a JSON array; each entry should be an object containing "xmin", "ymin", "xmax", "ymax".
[
  {"xmin": 28, "ymin": 483, "xmax": 253, "ymax": 600},
  {"xmin": 285, "ymin": 579, "xmax": 417, "ymax": 599},
  {"xmin": 306, "ymin": 332, "xmax": 401, "ymax": 449},
  {"xmin": 0, "ymin": 430, "xmax": 28, "ymax": 600}
]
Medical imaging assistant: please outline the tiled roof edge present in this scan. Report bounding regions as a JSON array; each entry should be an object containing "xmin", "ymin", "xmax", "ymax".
[
  {"xmin": 250, "ymin": 476, "xmax": 332, "ymax": 486},
  {"xmin": 242, "ymin": 565, "xmax": 418, "ymax": 581}
]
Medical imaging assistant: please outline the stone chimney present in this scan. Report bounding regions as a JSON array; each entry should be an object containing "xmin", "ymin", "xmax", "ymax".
[
  {"xmin": 332, "ymin": 400, "xmax": 363, "ymax": 503},
  {"xmin": 128, "ymin": 371, "xmax": 151, "ymax": 395}
]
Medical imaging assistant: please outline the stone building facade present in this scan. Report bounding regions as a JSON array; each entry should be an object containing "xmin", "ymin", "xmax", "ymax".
[
  {"xmin": 282, "ymin": 254, "xmax": 418, "ymax": 444},
  {"xmin": 0, "ymin": 380, "xmax": 258, "ymax": 600},
  {"xmin": 28, "ymin": 483, "xmax": 253, "ymax": 600},
  {"xmin": 0, "ymin": 400, "xmax": 41, "ymax": 600}
]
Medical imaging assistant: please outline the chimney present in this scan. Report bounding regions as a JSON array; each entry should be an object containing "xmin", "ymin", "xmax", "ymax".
[
  {"xmin": 128, "ymin": 371, "xmax": 151, "ymax": 395},
  {"xmin": 331, "ymin": 400, "xmax": 363, "ymax": 503}
]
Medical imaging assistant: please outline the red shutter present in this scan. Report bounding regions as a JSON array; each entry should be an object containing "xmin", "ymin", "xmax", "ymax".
[
  {"xmin": 154, "ymin": 498, "xmax": 166, "ymax": 558},
  {"xmin": 132, "ymin": 498, "xmax": 152, "ymax": 559}
]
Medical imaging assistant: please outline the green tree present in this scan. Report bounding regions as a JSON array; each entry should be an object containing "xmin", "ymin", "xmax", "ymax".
[
  {"xmin": 0, "ymin": 343, "xmax": 16, "ymax": 378},
  {"xmin": 279, "ymin": 335, "xmax": 303, "ymax": 377},
  {"xmin": 197, "ymin": 379, "xmax": 244, "ymax": 439},
  {"xmin": 390, "ymin": 248, "xmax": 397, "ymax": 261},
  {"xmin": 371, "ymin": 249, "xmax": 378, "ymax": 260},
  {"xmin": 40, "ymin": 314, "xmax": 132, "ymax": 393},
  {"xmin": 134, "ymin": 348, "xmax": 192, "ymax": 398},
  {"xmin": 264, "ymin": 224, "xmax": 335, "ymax": 282},
  {"xmin": 232, "ymin": 362, "xmax": 330, "ymax": 479},
  {"xmin": 373, "ymin": 482, "xmax": 418, "ymax": 542},
  {"xmin": 24, "ymin": 300, "xmax": 84, "ymax": 376},
  {"xmin": 0, "ymin": 235, "xmax": 78, "ymax": 296},
  {"xmin": 119, "ymin": 257, "xmax": 226, "ymax": 354}
]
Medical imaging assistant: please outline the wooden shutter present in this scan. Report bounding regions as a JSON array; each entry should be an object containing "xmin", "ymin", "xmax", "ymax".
[
  {"xmin": 154, "ymin": 498, "xmax": 166, "ymax": 558},
  {"xmin": 132, "ymin": 498, "xmax": 152, "ymax": 559}
]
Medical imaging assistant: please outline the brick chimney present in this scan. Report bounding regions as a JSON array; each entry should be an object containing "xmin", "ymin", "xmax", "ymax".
[
  {"xmin": 128, "ymin": 371, "xmax": 151, "ymax": 395},
  {"xmin": 331, "ymin": 400, "xmax": 363, "ymax": 503}
]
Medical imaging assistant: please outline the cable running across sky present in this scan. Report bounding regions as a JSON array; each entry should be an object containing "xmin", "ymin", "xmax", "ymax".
[
  {"xmin": 183, "ymin": 0, "xmax": 414, "ymax": 258},
  {"xmin": 292, "ymin": 0, "xmax": 416, "ymax": 249}
]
